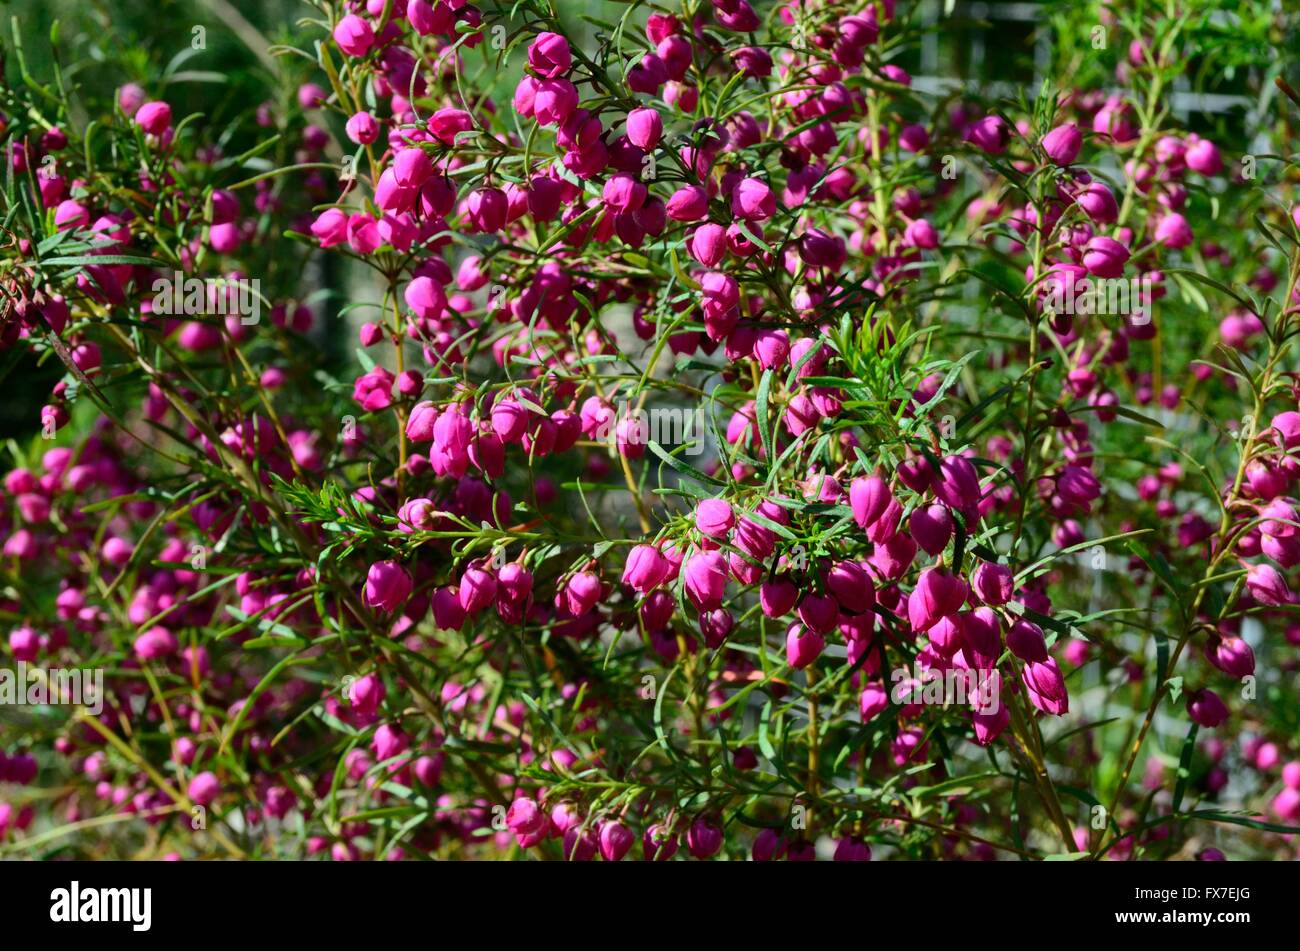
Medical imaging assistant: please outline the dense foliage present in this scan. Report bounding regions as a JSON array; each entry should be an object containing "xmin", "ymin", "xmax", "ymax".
[{"xmin": 1, "ymin": 0, "xmax": 1299, "ymax": 860}]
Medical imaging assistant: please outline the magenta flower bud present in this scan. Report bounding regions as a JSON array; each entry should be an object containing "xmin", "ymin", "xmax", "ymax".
[
  {"xmin": 904, "ymin": 218, "xmax": 939, "ymax": 250},
  {"xmin": 666, "ymin": 185, "xmax": 709, "ymax": 221},
  {"xmin": 897, "ymin": 456, "xmax": 936, "ymax": 493},
  {"xmin": 407, "ymin": 0, "xmax": 452, "ymax": 35},
  {"xmin": 686, "ymin": 816, "xmax": 723, "ymax": 858},
  {"xmin": 466, "ymin": 186, "xmax": 508, "ymax": 233},
  {"xmin": 752, "ymin": 329, "xmax": 790, "ymax": 369},
  {"xmin": 1023, "ymin": 658, "xmax": 1069, "ymax": 715},
  {"xmin": 970, "ymin": 562, "xmax": 1013, "ymax": 605},
  {"xmin": 908, "ymin": 568, "xmax": 969, "ymax": 633},
  {"xmin": 1081, "ymin": 236, "xmax": 1129, "ymax": 279},
  {"xmin": 1057, "ymin": 465, "xmax": 1101, "ymax": 507},
  {"xmin": 731, "ymin": 45, "xmax": 772, "ymax": 78},
  {"xmin": 1273, "ymin": 788, "xmax": 1300, "ymax": 823},
  {"xmin": 928, "ymin": 614, "xmax": 964, "ymax": 657},
  {"xmin": 1271, "ymin": 411, "xmax": 1300, "ymax": 449},
  {"xmin": 187, "ymin": 771, "xmax": 219, "ymax": 807},
  {"xmin": 935, "ymin": 455, "xmax": 981, "ymax": 509},
  {"xmin": 135, "ymin": 101, "xmax": 173, "ymax": 135},
  {"xmin": 640, "ymin": 589, "xmax": 675, "ymax": 629},
  {"xmin": 899, "ymin": 123, "xmax": 930, "ymax": 152},
  {"xmin": 428, "ymin": 107, "xmax": 473, "ymax": 145},
  {"xmin": 603, "ymin": 172, "xmax": 647, "ymax": 213},
  {"xmin": 431, "ymin": 586, "xmax": 467, "ymax": 630},
  {"xmin": 118, "ymin": 82, "xmax": 147, "ymax": 116},
  {"xmin": 528, "ymin": 31, "xmax": 572, "ymax": 78},
  {"xmin": 564, "ymin": 571, "xmax": 602, "ymax": 616},
  {"xmin": 8, "ymin": 626, "xmax": 40, "ymax": 662},
  {"xmin": 459, "ymin": 566, "xmax": 498, "ymax": 614},
  {"xmin": 364, "ymin": 560, "xmax": 412, "ymax": 613},
  {"xmin": 731, "ymin": 177, "xmax": 776, "ymax": 221},
  {"xmin": 699, "ymin": 608, "xmax": 734, "ymax": 649},
  {"xmin": 860, "ymin": 682, "xmax": 889, "ymax": 722},
  {"xmin": 405, "ymin": 400, "xmax": 439, "ymax": 442},
  {"xmin": 1074, "ymin": 181, "xmax": 1118, "ymax": 224},
  {"xmin": 827, "ymin": 561, "xmax": 874, "ymax": 614},
  {"xmin": 1246, "ymin": 563, "xmax": 1291, "ymax": 606},
  {"xmin": 797, "ymin": 593, "xmax": 839, "ymax": 634},
  {"xmin": 1006, "ymin": 619, "xmax": 1048, "ymax": 662},
  {"xmin": 495, "ymin": 563, "xmax": 533, "ymax": 606},
  {"xmin": 972, "ymin": 703, "xmax": 1010, "ymax": 746},
  {"xmin": 695, "ymin": 498, "xmax": 735, "ymax": 537},
  {"xmin": 687, "ymin": 222, "xmax": 728, "ymax": 267},
  {"xmin": 348, "ymin": 672, "xmax": 385, "ymax": 717},
  {"xmin": 683, "ymin": 550, "xmax": 728, "ymax": 610},
  {"xmin": 134, "ymin": 626, "xmax": 178, "ymax": 660},
  {"xmin": 833, "ymin": 837, "xmax": 872, "ymax": 862},
  {"xmin": 1184, "ymin": 136, "xmax": 1222, "ymax": 176},
  {"xmin": 622, "ymin": 544, "xmax": 670, "ymax": 593},
  {"xmin": 1205, "ymin": 636, "xmax": 1255, "ymax": 679},
  {"xmin": 393, "ymin": 147, "xmax": 433, "ymax": 189},
  {"xmin": 866, "ymin": 499, "xmax": 904, "ymax": 546},
  {"xmin": 786, "ymin": 622, "xmax": 826, "ymax": 669},
  {"xmin": 1041, "ymin": 122, "xmax": 1082, "ymax": 165},
  {"xmin": 959, "ymin": 607, "xmax": 1001, "ymax": 669},
  {"xmin": 798, "ymin": 228, "xmax": 847, "ymax": 270},
  {"xmin": 310, "ymin": 208, "xmax": 349, "ymax": 248},
  {"xmin": 599, "ymin": 820, "xmax": 635, "ymax": 861},
  {"xmin": 404, "ymin": 276, "xmax": 447, "ymax": 320},
  {"xmin": 1283, "ymin": 762, "xmax": 1300, "ymax": 790},
  {"xmin": 643, "ymin": 824, "xmax": 679, "ymax": 861},
  {"xmin": 752, "ymin": 827, "xmax": 785, "ymax": 861},
  {"xmin": 1153, "ymin": 212, "xmax": 1193, "ymax": 249},
  {"xmin": 1186, "ymin": 688, "xmax": 1229, "ymax": 728},
  {"xmin": 333, "ymin": 14, "xmax": 376, "ymax": 57},
  {"xmin": 626, "ymin": 107, "xmax": 663, "ymax": 150},
  {"xmin": 965, "ymin": 115, "xmax": 1009, "ymax": 154},
  {"xmin": 533, "ymin": 79, "xmax": 579, "ymax": 126},
  {"xmin": 506, "ymin": 797, "xmax": 547, "ymax": 838},
  {"xmin": 909, "ymin": 503, "xmax": 953, "ymax": 556},
  {"xmin": 850, "ymin": 475, "xmax": 893, "ymax": 529},
  {"xmin": 760, "ymin": 577, "xmax": 798, "ymax": 618}
]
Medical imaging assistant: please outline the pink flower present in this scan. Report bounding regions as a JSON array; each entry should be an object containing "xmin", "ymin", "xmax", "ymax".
[
  {"xmin": 134, "ymin": 626, "xmax": 178, "ymax": 660},
  {"xmin": 352, "ymin": 366, "xmax": 395, "ymax": 412},
  {"xmin": 135, "ymin": 101, "xmax": 173, "ymax": 135},
  {"xmin": 907, "ymin": 568, "xmax": 968, "ymax": 633},
  {"xmin": 187, "ymin": 771, "xmax": 220, "ymax": 807},
  {"xmin": 666, "ymin": 185, "xmax": 709, "ymax": 221},
  {"xmin": 428, "ymin": 108, "xmax": 474, "ymax": 145},
  {"xmin": 683, "ymin": 550, "xmax": 728, "ymax": 610},
  {"xmin": 527, "ymin": 32, "xmax": 572, "ymax": 78},
  {"xmin": 785, "ymin": 622, "xmax": 825, "ymax": 668},
  {"xmin": 1040, "ymin": 122, "xmax": 1082, "ymax": 165},
  {"xmin": 333, "ymin": 14, "xmax": 375, "ymax": 57},
  {"xmin": 1081, "ymin": 236, "xmax": 1129, "ymax": 279},
  {"xmin": 849, "ymin": 475, "xmax": 893, "ymax": 529},
  {"xmin": 363, "ymin": 560, "xmax": 412, "ymax": 613},
  {"xmin": 1187, "ymin": 688, "xmax": 1229, "ymax": 728},
  {"xmin": 622, "ymin": 545, "xmax": 670, "ymax": 592},
  {"xmin": 626, "ymin": 107, "xmax": 663, "ymax": 150},
  {"xmin": 971, "ymin": 562, "xmax": 1013, "ymax": 605},
  {"xmin": 731, "ymin": 177, "xmax": 776, "ymax": 220}
]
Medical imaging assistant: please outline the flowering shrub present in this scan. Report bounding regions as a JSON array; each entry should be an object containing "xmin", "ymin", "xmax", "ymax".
[{"xmin": 2, "ymin": 0, "xmax": 1299, "ymax": 861}]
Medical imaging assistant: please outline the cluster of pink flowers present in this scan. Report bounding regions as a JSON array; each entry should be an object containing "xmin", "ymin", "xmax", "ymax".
[{"xmin": 1, "ymin": 0, "xmax": 1298, "ymax": 861}]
